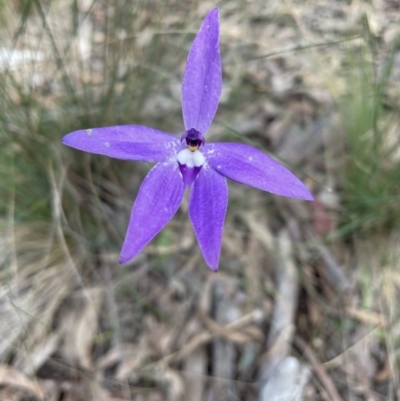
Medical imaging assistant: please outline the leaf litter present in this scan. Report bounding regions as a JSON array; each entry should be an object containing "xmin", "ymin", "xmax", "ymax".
[{"xmin": 1, "ymin": 0, "xmax": 400, "ymax": 400}]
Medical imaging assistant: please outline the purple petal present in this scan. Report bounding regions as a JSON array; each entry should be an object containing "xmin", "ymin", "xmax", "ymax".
[
  {"xmin": 62, "ymin": 125, "xmax": 180, "ymax": 162},
  {"xmin": 189, "ymin": 166, "xmax": 228, "ymax": 271},
  {"xmin": 204, "ymin": 143, "xmax": 314, "ymax": 200},
  {"xmin": 182, "ymin": 8, "xmax": 222, "ymax": 135},
  {"xmin": 178, "ymin": 164, "xmax": 202, "ymax": 187},
  {"xmin": 119, "ymin": 162, "xmax": 184, "ymax": 263}
]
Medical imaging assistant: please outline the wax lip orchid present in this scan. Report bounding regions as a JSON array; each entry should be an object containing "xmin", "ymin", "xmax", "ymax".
[{"xmin": 62, "ymin": 8, "xmax": 314, "ymax": 271}]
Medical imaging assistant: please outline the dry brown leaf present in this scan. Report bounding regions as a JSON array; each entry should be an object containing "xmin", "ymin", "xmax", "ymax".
[
  {"xmin": 115, "ymin": 337, "xmax": 149, "ymax": 381},
  {"xmin": 39, "ymin": 379, "xmax": 60, "ymax": 401},
  {"xmin": 145, "ymin": 315, "xmax": 175, "ymax": 356},
  {"xmin": 199, "ymin": 308, "xmax": 247, "ymax": 343},
  {"xmin": 346, "ymin": 307, "xmax": 385, "ymax": 326},
  {"xmin": 0, "ymin": 364, "xmax": 44, "ymax": 399},
  {"xmin": 0, "ymin": 387, "xmax": 33, "ymax": 401},
  {"xmin": 151, "ymin": 309, "xmax": 263, "ymax": 368},
  {"xmin": 58, "ymin": 287, "xmax": 104, "ymax": 371},
  {"xmin": 174, "ymin": 317, "xmax": 203, "ymax": 351},
  {"xmin": 59, "ymin": 379, "xmax": 111, "ymax": 401},
  {"xmin": 240, "ymin": 325, "xmax": 265, "ymax": 343},
  {"xmin": 19, "ymin": 333, "xmax": 60, "ymax": 376},
  {"xmin": 0, "ymin": 221, "xmax": 76, "ymax": 372},
  {"xmin": 97, "ymin": 343, "xmax": 136, "ymax": 370},
  {"xmin": 157, "ymin": 368, "xmax": 185, "ymax": 401},
  {"xmin": 92, "ymin": 399, "xmax": 127, "ymax": 401},
  {"xmin": 97, "ymin": 339, "xmax": 150, "ymax": 381},
  {"xmin": 346, "ymin": 326, "xmax": 378, "ymax": 383}
]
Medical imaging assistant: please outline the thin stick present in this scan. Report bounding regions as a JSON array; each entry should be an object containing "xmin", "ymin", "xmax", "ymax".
[
  {"xmin": 294, "ymin": 334, "xmax": 344, "ymax": 401},
  {"xmin": 146, "ymin": 309, "xmax": 263, "ymax": 368}
]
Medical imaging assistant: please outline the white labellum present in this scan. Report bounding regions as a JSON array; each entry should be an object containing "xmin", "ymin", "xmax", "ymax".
[{"xmin": 177, "ymin": 149, "xmax": 205, "ymax": 168}]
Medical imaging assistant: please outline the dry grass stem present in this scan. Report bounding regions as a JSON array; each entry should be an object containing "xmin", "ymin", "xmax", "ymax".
[{"xmin": 2, "ymin": 0, "xmax": 400, "ymax": 399}]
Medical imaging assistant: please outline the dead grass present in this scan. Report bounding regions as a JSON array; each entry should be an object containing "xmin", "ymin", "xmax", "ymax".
[{"xmin": 1, "ymin": 0, "xmax": 400, "ymax": 400}]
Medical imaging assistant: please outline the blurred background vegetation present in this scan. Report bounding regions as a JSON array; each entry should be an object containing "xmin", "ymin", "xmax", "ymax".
[{"xmin": 1, "ymin": 0, "xmax": 400, "ymax": 400}]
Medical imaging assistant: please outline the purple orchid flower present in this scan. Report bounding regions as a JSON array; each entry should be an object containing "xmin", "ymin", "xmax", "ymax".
[{"xmin": 62, "ymin": 8, "xmax": 313, "ymax": 271}]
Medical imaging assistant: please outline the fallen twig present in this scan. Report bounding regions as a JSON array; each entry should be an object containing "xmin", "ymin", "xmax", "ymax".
[
  {"xmin": 146, "ymin": 309, "xmax": 263, "ymax": 368},
  {"xmin": 294, "ymin": 334, "xmax": 344, "ymax": 401},
  {"xmin": 258, "ymin": 230, "xmax": 310, "ymax": 401}
]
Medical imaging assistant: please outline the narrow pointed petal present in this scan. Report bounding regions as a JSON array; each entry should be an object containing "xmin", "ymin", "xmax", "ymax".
[
  {"xmin": 62, "ymin": 125, "xmax": 180, "ymax": 162},
  {"xmin": 204, "ymin": 143, "xmax": 314, "ymax": 200},
  {"xmin": 182, "ymin": 8, "xmax": 222, "ymax": 134},
  {"xmin": 119, "ymin": 162, "xmax": 184, "ymax": 263},
  {"xmin": 189, "ymin": 166, "xmax": 228, "ymax": 271}
]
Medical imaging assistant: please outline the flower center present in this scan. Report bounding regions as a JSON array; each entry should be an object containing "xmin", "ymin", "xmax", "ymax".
[
  {"xmin": 177, "ymin": 129, "xmax": 206, "ymax": 187},
  {"xmin": 177, "ymin": 148, "xmax": 205, "ymax": 187},
  {"xmin": 177, "ymin": 148, "xmax": 205, "ymax": 168},
  {"xmin": 181, "ymin": 128, "xmax": 205, "ymax": 152}
]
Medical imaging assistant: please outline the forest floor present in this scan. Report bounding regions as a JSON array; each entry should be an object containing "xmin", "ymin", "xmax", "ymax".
[{"xmin": 1, "ymin": 0, "xmax": 400, "ymax": 400}]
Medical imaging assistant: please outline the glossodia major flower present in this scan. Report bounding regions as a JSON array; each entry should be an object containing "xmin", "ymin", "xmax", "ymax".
[{"xmin": 62, "ymin": 8, "xmax": 313, "ymax": 271}]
